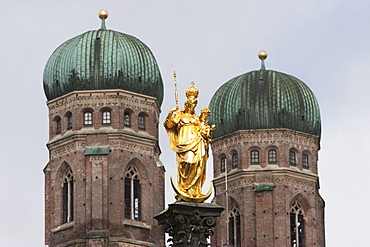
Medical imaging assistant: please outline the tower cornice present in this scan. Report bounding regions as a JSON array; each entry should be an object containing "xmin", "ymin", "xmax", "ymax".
[
  {"xmin": 213, "ymin": 168, "xmax": 318, "ymax": 194},
  {"xmin": 47, "ymin": 89, "xmax": 161, "ymax": 119},
  {"xmin": 211, "ymin": 128, "xmax": 320, "ymax": 154},
  {"xmin": 47, "ymin": 131, "xmax": 159, "ymax": 159}
]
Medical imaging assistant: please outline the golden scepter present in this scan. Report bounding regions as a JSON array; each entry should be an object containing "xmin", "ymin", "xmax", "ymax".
[{"xmin": 173, "ymin": 71, "xmax": 178, "ymax": 106}]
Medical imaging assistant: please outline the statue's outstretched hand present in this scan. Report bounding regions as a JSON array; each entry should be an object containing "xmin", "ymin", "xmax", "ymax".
[{"xmin": 164, "ymin": 106, "xmax": 179, "ymax": 129}]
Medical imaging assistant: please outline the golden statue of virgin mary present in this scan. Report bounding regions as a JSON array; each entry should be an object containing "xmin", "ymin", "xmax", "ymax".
[{"xmin": 164, "ymin": 82, "xmax": 215, "ymax": 203}]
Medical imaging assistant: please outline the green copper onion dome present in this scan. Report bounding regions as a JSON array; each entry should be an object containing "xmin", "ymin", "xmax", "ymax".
[
  {"xmin": 43, "ymin": 10, "xmax": 164, "ymax": 105},
  {"xmin": 209, "ymin": 51, "xmax": 321, "ymax": 139}
]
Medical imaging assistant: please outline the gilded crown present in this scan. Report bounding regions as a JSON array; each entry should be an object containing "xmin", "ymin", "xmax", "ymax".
[{"xmin": 186, "ymin": 81, "xmax": 199, "ymax": 99}]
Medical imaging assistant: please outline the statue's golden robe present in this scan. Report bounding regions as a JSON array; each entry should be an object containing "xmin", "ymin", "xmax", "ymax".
[{"xmin": 164, "ymin": 110, "xmax": 207, "ymax": 197}]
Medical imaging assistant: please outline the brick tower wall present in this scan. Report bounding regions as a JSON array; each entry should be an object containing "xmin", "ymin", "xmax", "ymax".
[{"xmin": 44, "ymin": 89, "xmax": 165, "ymax": 247}]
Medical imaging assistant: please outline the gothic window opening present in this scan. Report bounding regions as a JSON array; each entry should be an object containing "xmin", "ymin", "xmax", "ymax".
[
  {"xmin": 62, "ymin": 167, "xmax": 74, "ymax": 224},
  {"xmin": 67, "ymin": 115, "xmax": 73, "ymax": 130},
  {"xmin": 221, "ymin": 157, "xmax": 226, "ymax": 172},
  {"xmin": 102, "ymin": 111, "xmax": 111, "ymax": 125},
  {"xmin": 124, "ymin": 165, "xmax": 141, "ymax": 220},
  {"xmin": 232, "ymin": 153, "xmax": 238, "ymax": 169},
  {"xmin": 138, "ymin": 114, "xmax": 145, "ymax": 130},
  {"xmin": 56, "ymin": 118, "xmax": 61, "ymax": 134},
  {"xmin": 268, "ymin": 149, "xmax": 277, "ymax": 164},
  {"xmin": 302, "ymin": 154, "xmax": 309, "ymax": 169},
  {"xmin": 290, "ymin": 201, "xmax": 305, "ymax": 247},
  {"xmin": 228, "ymin": 204, "xmax": 241, "ymax": 247},
  {"xmin": 124, "ymin": 112, "xmax": 131, "ymax": 127},
  {"xmin": 84, "ymin": 111, "xmax": 92, "ymax": 126},
  {"xmin": 251, "ymin": 150, "xmax": 259, "ymax": 164},
  {"xmin": 290, "ymin": 151, "xmax": 296, "ymax": 166}
]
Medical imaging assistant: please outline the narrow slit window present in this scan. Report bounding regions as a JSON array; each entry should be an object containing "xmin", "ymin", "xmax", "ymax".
[
  {"xmin": 67, "ymin": 115, "xmax": 73, "ymax": 130},
  {"xmin": 221, "ymin": 157, "xmax": 226, "ymax": 172},
  {"xmin": 102, "ymin": 111, "xmax": 111, "ymax": 125},
  {"xmin": 290, "ymin": 201, "xmax": 305, "ymax": 247},
  {"xmin": 84, "ymin": 112, "xmax": 92, "ymax": 126},
  {"xmin": 229, "ymin": 204, "xmax": 241, "ymax": 247},
  {"xmin": 62, "ymin": 167, "xmax": 74, "ymax": 224},
  {"xmin": 302, "ymin": 154, "xmax": 309, "ymax": 169},
  {"xmin": 290, "ymin": 151, "xmax": 296, "ymax": 166},
  {"xmin": 125, "ymin": 165, "xmax": 141, "ymax": 220},
  {"xmin": 268, "ymin": 149, "xmax": 277, "ymax": 164},
  {"xmin": 56, "ymin": 118, "xmax": 61, "ymax": 134},
  {"xmin": 124, "ymin": 112, "xmax": 131, "ymax": 127},
  {"xmin": 232, "ymin": 153, "xmax": 238, "ymax": 168},
  {"xmin": 251, "ymin": 150, "xmax": 259, "ymax": 164},
  {"xmin": 138, "ymin": 115, "xmax": 145, "ymax": 130}
]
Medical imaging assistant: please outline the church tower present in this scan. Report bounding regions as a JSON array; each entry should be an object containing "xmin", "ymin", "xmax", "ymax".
[
  {"xmin": 43, "ymin": 11, "xmax": 165, "ymax": 247},
  {"xmin": 209, "ymin": 52, "xmax": 325, "ymax": 246}
]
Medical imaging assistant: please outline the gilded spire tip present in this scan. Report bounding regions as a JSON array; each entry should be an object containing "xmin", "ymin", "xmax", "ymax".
[
  {"xmin": 258, "ymin": 50, "xmax": 268, "ymax": 70},
  {"xmin": 98, "ymin": 10, "xmax": 109, "ymax": 20},
  {"xmin": 258, "ymin": 50, "xmax": 268, "ymax": 60},
  {"xmin": 98, "ymin": 10, "xmax": 108, "ymax": 30}
]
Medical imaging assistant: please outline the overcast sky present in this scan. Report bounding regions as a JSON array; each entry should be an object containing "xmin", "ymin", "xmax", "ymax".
[{"xmin": 1, "ymin": 1, "xmax": 370, "ymax": 246}]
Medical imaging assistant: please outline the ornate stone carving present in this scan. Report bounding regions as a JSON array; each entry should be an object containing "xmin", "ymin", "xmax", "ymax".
[
  {"xmin": 215, "ymin": 172, "xmax": 316, "ymax": 193},
  {"xmin": 167, "ymin": 212, "xmax": 214, "ymax": 246},
  {"xmin": 50, "ymin": 142, "xmax": 86, "ymax": 158},
  {"xmin": 110, "ymin": 243, "xmax": 143, "ymax": 247},
  {"xmin": 88, "ymin": 238, "xmax": 107, "ymax": 245},
  {"xmin": 274, "ymin": 176, "xmax": 316, "ymax": 190},
  {"xmin": 90, "ymin": 156, "xmax": 104, "ymax": 162},
  {"xmin": 109, "ymin": 140, "xmax": 154, "ymax": 155},
  {"xmin": 211, "ymin": 129, "xmax": 319, "ymax": 154},
  {"xmin": 155, "ymin": 202, "xmax": 223, "ymax": 247},
  {"xmin": 215, "ymin": 178, "xmax": 254, "ymax": 194},
  {"xmin": 49, "ymin": 132, "xmax": 156, "ymax": 158}
]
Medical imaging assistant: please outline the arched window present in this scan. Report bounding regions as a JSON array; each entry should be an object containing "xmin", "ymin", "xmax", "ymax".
[
  {"xmin": 290, "ymin": 201, "xmax": 305, "ymax": 247},
  {"xmin": 220, "ymin": 157, "xmax": 226, "ymax": 172},
  {"xmin": 268, "ymin": 149, "xmax": 277, "ymax": 164},
  {"xmin": 84, "ymin": 111, "xmax": 92, "ymax": 126},
  {"xmin": 124, "ymin": 165, "xmax": 141, "ymax": 220},
  {"xmin": 124, "ymin": 111, "xmax": 131, "ymax": 127},
  {"xmin": 302, "ymin": 154, "xmax": 309, "ymax": 169},
  {"xmin": 67, "ymin": 114, "xmax": 73, "ymax": 130},
  {"xmin": 102, "ymin": 111, "xmax": 111, "ymax": 125},
  {"xmin": 62, "ymin": 167, "xmax": 74, "ymax": 224},
  {"xmin": 251, "ymin": 150, "xmax": 259, "ymax": 164},
  {"xmin": 290, "ymin": 151, "xmax": 296, "ymax": 166},
  {"xmin": 229, "ymin": 204, "xmax": 241, "ymax": 247},
  {"xmin": 56, "ymin": 117, "xmax": 61, "ymax": 134},
  {"xmin": 138, "ymin": 114, "xmax": 145, "ymax": 130},
  {"xmin": 232, "ymin": 153, "xmax": 238, "ymax": 169}
]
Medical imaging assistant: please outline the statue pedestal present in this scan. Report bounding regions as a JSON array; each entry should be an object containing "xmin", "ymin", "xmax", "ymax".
[{"xmin": 155, "ymin": 201, "xmax": 224, "ymax": 247}]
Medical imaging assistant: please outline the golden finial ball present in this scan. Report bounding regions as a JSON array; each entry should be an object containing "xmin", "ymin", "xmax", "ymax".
[
  {"xmin": 98, "ymin": 10, "xmax": 109, "ymax": 20},
  {"xmin": 258, "ymin": 50, "xmax": 268, "ymax": 60}
]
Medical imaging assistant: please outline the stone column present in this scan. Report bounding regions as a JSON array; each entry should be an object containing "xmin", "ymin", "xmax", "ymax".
[{"xmin": 155, "ymin": 201, "xmax": 224, "ymax": 247}]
